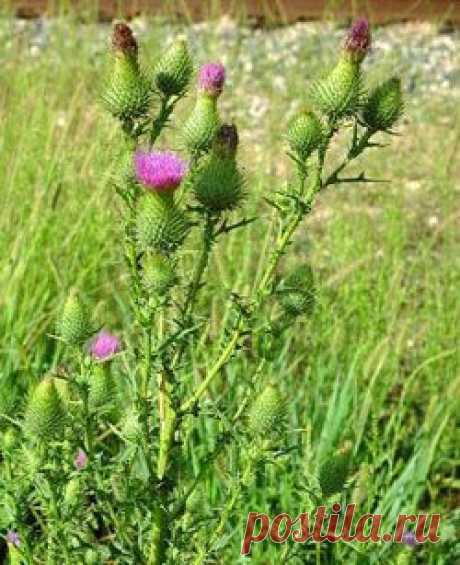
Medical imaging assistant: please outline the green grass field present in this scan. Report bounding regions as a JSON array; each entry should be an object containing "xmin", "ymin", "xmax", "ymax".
[{"xmin": 0, "ymin": 15, "xmax": 459, "ymax": 563}]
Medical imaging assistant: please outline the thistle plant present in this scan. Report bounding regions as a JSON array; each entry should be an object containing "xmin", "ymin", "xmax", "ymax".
[{"xmin": 0, "ymin": 20, "xmax": 406, "ymax": 563}]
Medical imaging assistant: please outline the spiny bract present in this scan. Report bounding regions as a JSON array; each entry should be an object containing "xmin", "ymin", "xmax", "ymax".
[
  {"xmin": 247, "ymin": 385, "xmax": 284, "ymax": 435},
  {"xmin": 278, "ymin": 264, "xmax": 316, "ymax": 318},
  {"xmin": 102, "ymin": 55, "xmax": 151, "ymax": 122},
  {"xmin": 154, "ymin": 40, "xmax": 194, "ymax": 97},
  {"xmin": 193, "ymin": 155, "xmax": 245, "ymax": 212},
  {"xmin": 363, "ymin": 77, "xmax": 404, "ymax": 132},
  {"xmin": 142, "ymin": 253, "xmax": 177, "ymax": 295},
  {"xmin": 318, "ymin": 445, "xmax": 352, "ymax": 497},
  {"xmin": 58, "ymin": 293, "xmax": 93, "ymax": 345},
  {"xmin": 182, "ymin": 95, "xmax": 220, "ymax": 155},
  {"xmin": 88, "ymin": 365, "xmax": 117, "ymax": 411},
  {"xmin": 287, "ymin": 110, "xmax": 323, "ymax": 161},
  {"xmin": 310, "ymin": 57, "xmax": 363, "ymax": 122},
  {"xmin": 136, "ymin": 193, "xmax": 190, "ymax": 253},
  {"xmin": 23, "ymin": 377, "xmax": 67, "ymax": 442}
]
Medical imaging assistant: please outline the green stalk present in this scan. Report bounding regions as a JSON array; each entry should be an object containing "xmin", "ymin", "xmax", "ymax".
[
  {"xmin": 182, "ymin": 214, "xmax": 215, "ymax": 320},
  {"xmin": 193, "ymin": 443, "xmax": 262, "ymax": 564},
  {"xmin": 180, "ymin": 169, "xmax": 314, "ymax": 414},
  {"xmin": 149, "ymin": 216, "xmax": 218, "ymax": 562},
  {"xmin": 149, "ymin": 305, "xmax": 176, "ymax": 564},
  {"xmin": 149, "ymin": 95, "xmax": 176, "ymax": 147}
]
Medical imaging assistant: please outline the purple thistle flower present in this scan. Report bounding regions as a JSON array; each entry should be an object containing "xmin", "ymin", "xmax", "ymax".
[
  {"xmin": 74, "ymin": 448, "xmax": 88, "ymax": 471},
  {"xmin": 343, "ymin": 18, "xmax": 371, "ymax": 62},
  {"xmin": 134, "ymin": 151, "xmax": 187, "ymax": 192},
  {"xmin": 198, "ymin": 63, "xmax": 226, "ymax": 96},
  {"xmin": 402, "ymin": 531, "xmax": 417, "ymax": 548},
  {"xmin": 6, "ymin": 531, "xmax": 20, "ymax": 547},
  {"xmin": 90, "ymin": 330, "xmax": 121, "ymax": 361}
]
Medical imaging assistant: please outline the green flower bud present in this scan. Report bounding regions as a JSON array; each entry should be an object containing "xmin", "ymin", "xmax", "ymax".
[
  {"xmin": 136, "ymin": 193, "xmax": 189, "ymax": 253},
  {"xmin": 121, "ymin": 409, "xmax": 142, "ymax": 443},
  {"xmin": 154, "ymin": 39, "xmax": 193, "ymax": 97},
  {"xmin": 286, "ymin": 111, "xmax": 323, "ymax": 160},
  {"xmin": 88, "ymin": 365, "xmax": 115, "ymax": 411},
  {"xmin": 193, "ymin": 154, "xmax": 245, "ymax": 213},
  {"xmin": 310, "ymin": 57, "xmax": 362, "ymax": 122},
  {"xmin": 362, "ymin": 77, "xmax": 404, "ymax": 132},
  {"xmin": 64, "ymin": 477, "xmax": 83, "ymax": 509},
  {"xmin": 53, "ymin": 378, "xmax": 72, "ymax": 407},
  {"xmin": 319, "ymin": 443, "xmax": 352, "ymax": 497},
  {"xmin": 247, "ymin": 385, "xmax": 284, "ymax": 435},
  {"xmin": 182, "ymin": 94, "xmax": 220, "ymax": 155},
  {"xmin": 84, "ymin": 548, "xmax": 100, "ymax": 565},
  {"xmin": 23, "ymin": 377, "xmax": 67, "ymax": 442},
  {"xmin": 278, "ymin": 265, "xmax": 315, "ymax": 318},
  {"xmin": 1, "ymin": 428, "xmax": 18, "ymax": 455},
  {"xmin": 102, "ymin": 23, "xmax": 151, "ymax": 122},
  {"xmin": 142, "ymin": 253, "xmax": 177, "ymax": 295},
  {"xmin": 58, "ymin": 292, "xmax": 93, "ymax": 345}
]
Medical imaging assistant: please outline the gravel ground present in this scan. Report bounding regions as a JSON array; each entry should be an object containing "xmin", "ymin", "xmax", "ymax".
[
  {"xmin": 2, "ymin": 16, "xmax": 458, "ymax": 150},
  {"xmin": 4, "ymin": 16, "xmax": 459, "ymax": 95}
]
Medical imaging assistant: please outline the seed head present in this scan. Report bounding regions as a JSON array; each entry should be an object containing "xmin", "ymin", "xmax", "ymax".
[
  {"xmin": 135, "ymin": 151, "xmax": 187, "ymax": 192},
  {"xmin": 343, "ymin": 19, "xmax": 371, "ymax": 62},
  {"xmin": 89, "ymin": 330, "xmax": 121, "ymax": 361},
  {"xmin": 198, "ymin": 63, "xmax": 226, "ymax": 97}
]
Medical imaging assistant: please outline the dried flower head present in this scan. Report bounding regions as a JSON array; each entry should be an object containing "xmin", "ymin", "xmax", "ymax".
[
  {"xmin": 135, "ymin": 151, "xmax": 187, "ymax": 192},
  {"xmin": 74, "ymin": 448, "xmax": 88, "ymax": 471},
  {"xmin": 213, "ymin": 123, "xmax": 239, "ymax": 157},
  {"xmin": 112, "ymin": 22, "xmax": 138, "ymax": 56},
  {"xmin": 198, "ymin": 63, "xmax": 226, "ymax": 96},
  {"xmin": 6, "ymin": 531, "xmax": 20, "ymax": 547},
  {"xmin": 343, "ymin": 18, "xmax": 371, "ymax": 62},
  {"xmin": 90, "ymin": 330, "xmax": 121, "ymax": 361}
]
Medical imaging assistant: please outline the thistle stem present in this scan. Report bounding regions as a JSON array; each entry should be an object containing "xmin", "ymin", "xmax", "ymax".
[
  {"xmin": 322, "ymin": 126, "xmax": 373, "ymax": 188},
  {"xmin": 149, "ymin": 95, "xmax": 175, "ymax": 147},
  {"xmin": 193, "ymin": 444, "xmax": 261, "ymax": 564},
  {"xmin": 181, "ymin": 170, "xmax": 313, "ymax": 414}
]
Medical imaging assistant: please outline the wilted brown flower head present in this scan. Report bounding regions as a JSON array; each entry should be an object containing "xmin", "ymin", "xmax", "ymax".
[
  {"xmin": 112, "ymin": 22, "xmax": 138, "ymax": 56},
  {"xmin": 213, "ymin": 124, "xmax": 239, "ymax": 157}
]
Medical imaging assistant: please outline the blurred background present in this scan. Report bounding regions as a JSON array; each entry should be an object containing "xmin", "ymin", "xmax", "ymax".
[{"xmin": 0, "ymin": 1, "xmax": 459, "ymax": 562}]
